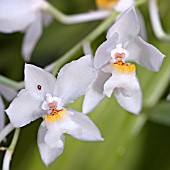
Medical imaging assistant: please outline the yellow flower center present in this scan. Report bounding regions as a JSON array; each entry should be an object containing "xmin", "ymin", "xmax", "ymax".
[
  {"xmin": 45, "ymin": 108, "xmax": 65, "ymax": 122},
  {"xmin": 96, "ymin": 0, "xmax": 119, "ymax": 9},
  {"xmin": 112, "ymin": 60, "xmax": 136, "ymax": 73}
]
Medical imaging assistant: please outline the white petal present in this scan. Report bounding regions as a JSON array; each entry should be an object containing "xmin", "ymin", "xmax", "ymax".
[
  {"xmin": 53, "ymin": 55, "xmax": 97, "ymax": 106},
  {"xmin": 83, "ymin": 70, "xmax": 111, "ymax": 114},
  {"xmin": 5, "ymin": 89, "xmax": 45, "ymax": 127},
  {"xmin": 45, "ymin": 111, "xmax": 81, "ymax": 141},
  {"xmin": 135, "ymin": 8, "xmax": 147, "ymax": 41},
  {"xmin": 125, "ymin": 36, "xmax": 165, "ymax": 72},
  {"xmin": 37, "ymin": 123, "xmax": 64, "ymax": 166},
  {"xmin": 0, "ymin": 0, "xmax": 43, "ymax": 33},
  {"xmin": 94, "ymin": 33, "xmax": 119, "ymax": 69},
  {"xmin": 22, "ymin": 15, "xmax": 42, "ymax": 61},
  {"xmin": 106, "ymin": 7, "xmax": 140, "ymax": 44},
  {"xmin": 0, "ymin": 96, "xmax": 5, "ymax": 131},
  {"xmin": 44, "ymin": 125, "xmax": 63, "ymax": 149},
  {"xmin": 0, "ymin": 84, "xmax": 17, "ymax": 101},
  {"xmin": 104, "ymin": 72, "xmax": 142, "ymax": 114},
  {"xmin": 25, "ymin": 64, "xmax": 56, "ymax": 98},
  {"xmin": 69, "ymin": 109, "xmax": 103, "ymax": 141},
  {"xmin": 42, "ymin": 12, "xmax": 53, "ymax": 26},
  {"xmin": 114, "ymin": 0, "xmax": 134, "ymax": 12}
]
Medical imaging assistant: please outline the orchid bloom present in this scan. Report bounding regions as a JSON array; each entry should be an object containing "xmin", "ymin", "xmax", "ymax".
[
  {"xmin": 83, "ymin": 7, "xmax": 165, "ymax": 114},
  {"xmin": 6, "ymin": 55, "xmax": 103, "ymax": 166},
  {"xmin": 96, "ymin": 0, "xmax": 134, "ymax": 12},
  {"xmin": 0, "ymin": 84, "xmax": 17, "ymax": 132},
  {"xmin": 0, "ymin": 0, "xmax": 52, "ymax": 61}
]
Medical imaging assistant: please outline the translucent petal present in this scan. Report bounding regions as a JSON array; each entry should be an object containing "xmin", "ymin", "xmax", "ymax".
[
  {"xmin": 106, "ymin": 7, "xmax": 140, "ymax": 44},
  {"xmin": 104, "ymin": 72, "xmax": 142, "ymax": 114},
  {"xmin": 25, "ymin": 64, "xmax": 56, "ymax": 98},
  {"xmin": 0, "ymin": 0, "xmax": 43, "ymax": 33},
  {"xmin": 37, "ymin": 123, "xmax": 64, "ymax": 166},
  {"xmin": 0, "ymin": 96, "xmax": 5, "ymax": 131},
  {"xmin": 0, "ymin": 84, "xmax": 17, "ymax": 101},
  {"xmin": 83, "ymin": 70, "xmax": 111, "ymax": 114},
  {"xmin": 94, "ymin": 33, "xmax": 119, "ymax": 69},
  {"xmin": 22, "ymin": 15, "xmax": 42, "ymax": 61},
  {"xmin": 69, "ymin": 109, "xmax": 103, "ymax": 141},
  {"xmin": 53, "ymin": 55, "xmax": 97, "ymax": 106},
  {"xmin": 6, "ymin": 89, "xmax": 45, "ymax": 127},
  {"xmin": 125, "ymin": 36, "xmax": 165, "ymax": 72}
]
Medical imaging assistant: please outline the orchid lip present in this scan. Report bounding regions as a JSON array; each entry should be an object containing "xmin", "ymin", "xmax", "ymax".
[
  {"xmin": 41, "ymin": 94, "xmax": 63, "ymax": 117},
  {"xmin": 110, "ymin": 43, "xmax": 129, "ymax": 64}
]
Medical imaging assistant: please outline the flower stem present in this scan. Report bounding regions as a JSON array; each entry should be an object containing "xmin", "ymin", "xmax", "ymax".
[
  {"xmin": 149, "ymin": 0, "xmax": 170, "ymax": 41},
  {"xmin": 51, "ymin": 11, "xmax": 119, "ymax": 75},
  {"xmin": 41, "ymin": 1, "xmax": 110, "ymax": 24},
  {"xmin": 0, "ymin": 123, "xmax": 15, "ymax": 144},
  {"xmin": 135, "ymin": 0, "xmax": 148, "ymax": 6},
  {"xmin": 2, "ymin": 128, "xmax": 20, "ymax": 170},
  {"xmin": 0, "ymin": 75, "xmax": 24, "ymax": 90},
  {"xmin": 48, "ymin": 0, "xmax": 148, "ymax": 76},
  {"xmin": 82, "ymin": 41, "xmax": 93, "ymax": 55}
]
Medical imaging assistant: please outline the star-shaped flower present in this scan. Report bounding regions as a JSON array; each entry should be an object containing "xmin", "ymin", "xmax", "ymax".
[
  {"xmin": 0, "ymin": 0, "xmax": 52, "ymax": 61},
  {"xmin": 83, "ymin": 7, "xmax": 165, "ymax": 114},
  {"xmin": 96, "ymin": 0, "xmax": 134, "ymax": 12},
  {"xmin": 6, "ymin": 55, "xmax": 103, "ymax": 166}
]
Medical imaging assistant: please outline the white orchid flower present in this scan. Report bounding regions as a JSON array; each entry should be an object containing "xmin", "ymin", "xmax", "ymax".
[
  {"xmin": 96, "ymin": 0, "xmax": 134, "ymax": 12},
  {"xmin": 0, "ymin": 0, "xmax": 52, "ymax": 61},
  {"xmin": 0, "ymin": 84, "xmax": 17, "ymax": 132},
  {"xmin": 83, "ymin": 7, "xmax": 165, "ymax": 114},
  {"xmin": 6, "ymin": 55, "xmax": 103, "ymax": 166}
]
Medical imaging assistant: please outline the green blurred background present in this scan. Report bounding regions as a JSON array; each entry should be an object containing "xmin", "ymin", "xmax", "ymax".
[{"xmin": 0, "ymin": 0, "xmax": 170, "ymax": 169}]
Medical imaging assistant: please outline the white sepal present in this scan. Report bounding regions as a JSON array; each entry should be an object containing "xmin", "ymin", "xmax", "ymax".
[
  {"xmin": 125, "ymin": 36, "xmax": 165, "ymax": 72},
  {"xmin": 83, "ymin": 70, "xmax": 111, "ymax": 114},
  {"xmin": 6, "ymin": 89, "xmax": 45, "ymax": 127},
  {"xmin": 54, "ymin": 55, "xmax": 97, "ymax": 106},
  {"xmin": 94, "ymin": 33, "xmax": 119, "ymax": 69},
  {"xmin": 37, "ymin": 123, "xmax": 64, "ymax": 166},
  {"xmin": 106, "ymin": 7, "xmax": 140, "ymax": 44},
  {"xmin": 25, "ymin": 64, "xmax": 56, "ymax": 98}
]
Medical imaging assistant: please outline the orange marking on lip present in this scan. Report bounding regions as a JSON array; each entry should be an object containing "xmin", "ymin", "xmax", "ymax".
[
  {"xmin": 112, "ymin": 60, "xmax": 136, "ymax": 73},
  {"xmin": 45, "ymin": 108, "xmax": 65, "ymax": 122}
]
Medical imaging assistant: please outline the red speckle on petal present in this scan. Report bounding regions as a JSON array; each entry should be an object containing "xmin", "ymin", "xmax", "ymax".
[{"xmin": 37, "ymin": 85, "xmax": 41, "ymax": 90}]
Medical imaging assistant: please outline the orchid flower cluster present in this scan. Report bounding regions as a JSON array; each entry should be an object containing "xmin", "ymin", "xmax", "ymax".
[{"xmin": 0, "ymin": 0, "xmax": 168, "ymax": 169}]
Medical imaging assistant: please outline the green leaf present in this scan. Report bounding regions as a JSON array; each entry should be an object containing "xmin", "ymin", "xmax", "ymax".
[{"xmin": 146, "ymin": 101, "xmax": 170, "ymax": 126}]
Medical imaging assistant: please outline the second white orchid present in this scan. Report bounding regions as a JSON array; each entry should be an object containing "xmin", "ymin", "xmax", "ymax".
[{"xmin": 83, "ymin": 7, "xmax": 165, "ymax": 114}]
